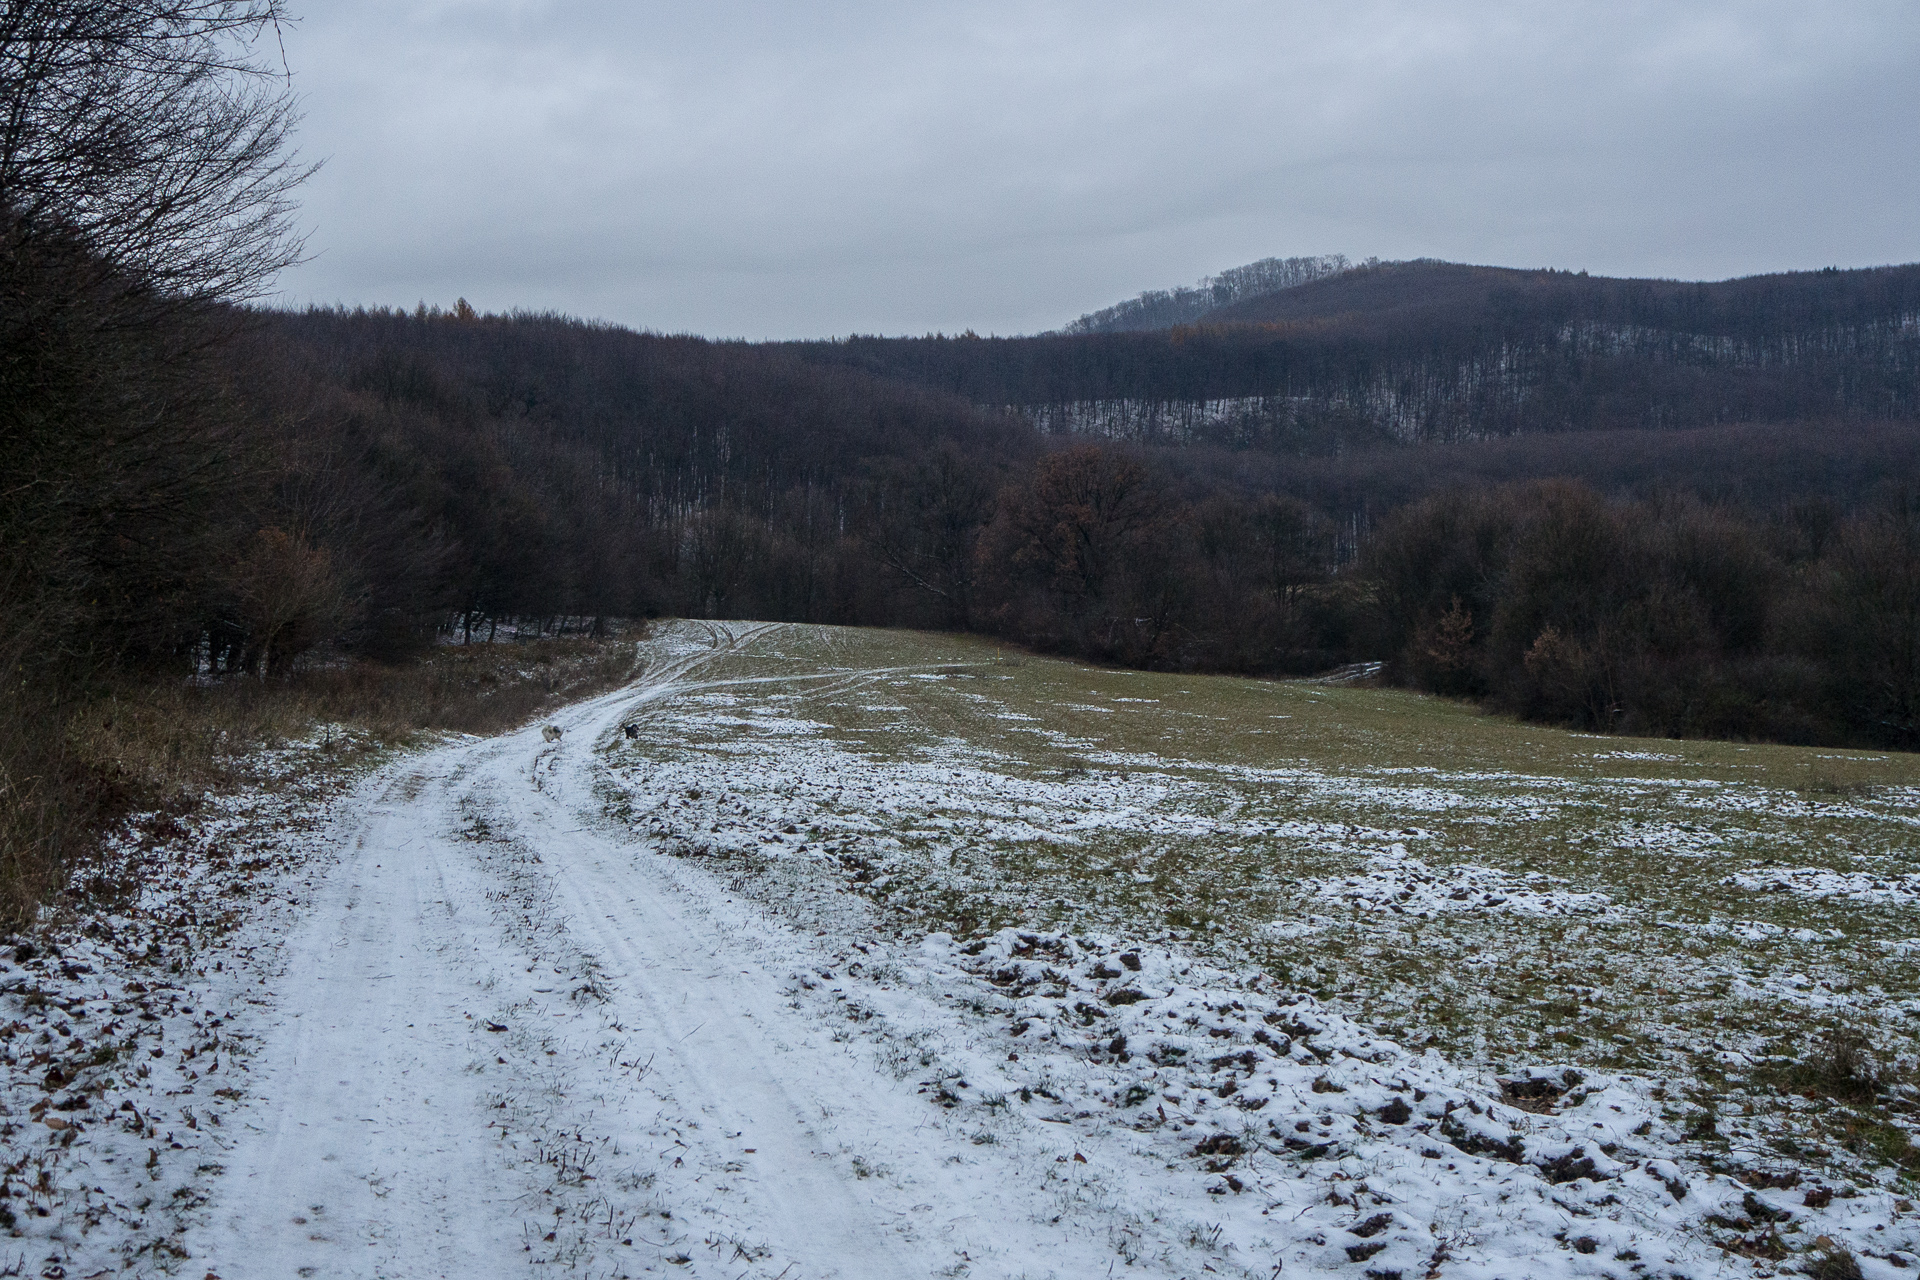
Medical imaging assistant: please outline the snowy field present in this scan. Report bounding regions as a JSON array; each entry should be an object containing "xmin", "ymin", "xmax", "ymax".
[{"xmin": 4, "ymin": 620, "xmax": 1920, "ymax": 1278}]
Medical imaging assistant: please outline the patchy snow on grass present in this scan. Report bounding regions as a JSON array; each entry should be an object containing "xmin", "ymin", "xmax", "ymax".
[
  {"xmin": 1730, "ymin": 866, "xmax": 1920, "ymax": 906},
  {"xmin": 821, "ymin": 923, "xmax": 1920, "ymax": 1280},
  {"xmin": 1303, "ymin": 846, "xmax": 1626, "ymax": 921},
  {"xmin": 596, "ymin": 622, "xmax": 1920, "ymax": 1277}
]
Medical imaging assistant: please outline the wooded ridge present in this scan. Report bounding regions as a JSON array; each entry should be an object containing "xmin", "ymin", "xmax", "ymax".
[{"xmin": 784, "ymin": 260, "xmax": 1920, "ymax": 450}]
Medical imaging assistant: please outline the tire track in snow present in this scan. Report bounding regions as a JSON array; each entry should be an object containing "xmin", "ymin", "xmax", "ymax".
[
  {"xmin": 191, "ymin": 764, "xmax": 535, "ymax": 1275},
  {"xmin": 473, "ymin": 624, "xmax": 1147, "ymax": 1278}
]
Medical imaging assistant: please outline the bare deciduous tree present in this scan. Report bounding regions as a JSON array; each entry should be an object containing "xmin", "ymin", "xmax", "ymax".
[
  {"xmin": 226, "ymin": 525, "xmax": 344, "ymax": 677},
  {"xmin": 0, "ymin": 0, "xmax": 313, "ymax": 306},
  {"xmin": 866, "ymin": 442, "xmax": 995, "ymax": 629}
]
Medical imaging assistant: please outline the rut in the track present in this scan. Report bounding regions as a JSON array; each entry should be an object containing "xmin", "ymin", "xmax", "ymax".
[{"xmin": 191, "ymin": 763, "xmax": 533, "ymax": 1276}]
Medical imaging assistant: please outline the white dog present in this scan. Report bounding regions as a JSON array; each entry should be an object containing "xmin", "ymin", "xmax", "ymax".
[{"xmin": 541, "ymin": 724, "xmax": 563, "ymax": 743}]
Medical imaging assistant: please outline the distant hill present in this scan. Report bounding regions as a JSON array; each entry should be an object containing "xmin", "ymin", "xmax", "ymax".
[
  {"xmin": 788, "ymin": 259, "xmax": 1920, "ymax": 450},
  {"xmin": 1203, "ymin": 258, "xmax": 1920, "ymax": 336},
  {"xmin": 1060, "ymin": 254, "xmax": 1352, "ymax": 334}
]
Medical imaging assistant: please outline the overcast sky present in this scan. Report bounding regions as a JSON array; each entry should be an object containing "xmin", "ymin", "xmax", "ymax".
[{"xmin": 269, "ymin": 1, "xmax": 1920, "ymax": 338}]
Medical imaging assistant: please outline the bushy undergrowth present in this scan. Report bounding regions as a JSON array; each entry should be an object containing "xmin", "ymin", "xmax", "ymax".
[{"xmin": 0, "ymin": 633, "xmax": 640, "ymax": 931}]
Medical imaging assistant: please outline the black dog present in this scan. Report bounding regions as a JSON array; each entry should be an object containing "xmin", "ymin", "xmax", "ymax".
[{"xmin": 622, "ymin": 723, "xmax": 639, "ymax": 739}]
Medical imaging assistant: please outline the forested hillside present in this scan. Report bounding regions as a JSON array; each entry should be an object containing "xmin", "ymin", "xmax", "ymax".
[
  {"xmin": 229, "ymin": 309, "xmax": 1028, "ymax": 648},
  {"xmin": 17, "ymin": 284, "xmax": 1920, "ymax": 742},
  {"xmin": 204, "ymin": 308, "xmax": 1920, "ymax": 753},
  {"xmin": 1059, "ymin": 253, "xmax": 1352, "ymax": 334},
  {"xmin": 788, "ymin": 260, "xmax": 1920, "ymax": 450}
]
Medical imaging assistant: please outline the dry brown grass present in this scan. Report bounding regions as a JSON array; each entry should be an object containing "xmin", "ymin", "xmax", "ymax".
[
  {"xmin": 1, "ymin": 630, "xmax": 644, "ymax": 931},
  {"xmin": 0, "ymin": 717, "xmax": 96, "ymax": 934}
]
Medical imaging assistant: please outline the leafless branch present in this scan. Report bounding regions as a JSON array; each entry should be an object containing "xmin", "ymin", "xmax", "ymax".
[{"xmin": 0, "ymin": 0, "xmax": 315, "ymax": 306}]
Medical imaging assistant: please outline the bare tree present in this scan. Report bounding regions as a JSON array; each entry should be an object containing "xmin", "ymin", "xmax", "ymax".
[
  {"xmin": 0, "ymin": 0, "xmax": 316, "ymax": 662},
  {"xmin": 1820, "ymin": 499, "xmax": 1920, "ymax": 747},
  {"xmin": 0, "ymin": 2, "xmax": 314, "ymax": 916},
  {"xmin": 225, "ymin": 524, "xmax": 344, "ymax": 677},
  {"xmin": 0, "ymin": 0, "xmax": 312, "ymax": 307},
  {"xmin": 866, "ymin": 442, "xmax": 995, "ymax": 629}
]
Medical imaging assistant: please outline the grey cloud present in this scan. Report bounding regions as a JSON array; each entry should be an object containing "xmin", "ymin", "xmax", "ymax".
[{"xmin": 271, "ymin": 0, "xmax": 1920, "ymax": 337}]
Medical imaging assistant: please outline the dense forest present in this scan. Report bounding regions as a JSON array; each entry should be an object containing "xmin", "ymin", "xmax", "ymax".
[
  {"xmin": 17, "ymin": 290, "xmax": 1920, "ymax": 738},
  {"xmin": 200, "ymin": 307, "xmax": 1920, "ymax": 753},
  {"xmin": 5, "ymin": 3, "xmax": 1920, "ymax": 928}
]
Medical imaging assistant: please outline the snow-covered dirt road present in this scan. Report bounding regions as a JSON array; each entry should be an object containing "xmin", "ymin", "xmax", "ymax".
[
  {"xmin": 13, "ymin": 621, "xmax": 1918, "ymax": 1278},
  {"xmin": 185, "ymin": 624, "xmax": 1229, "ymax": 1279}
]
